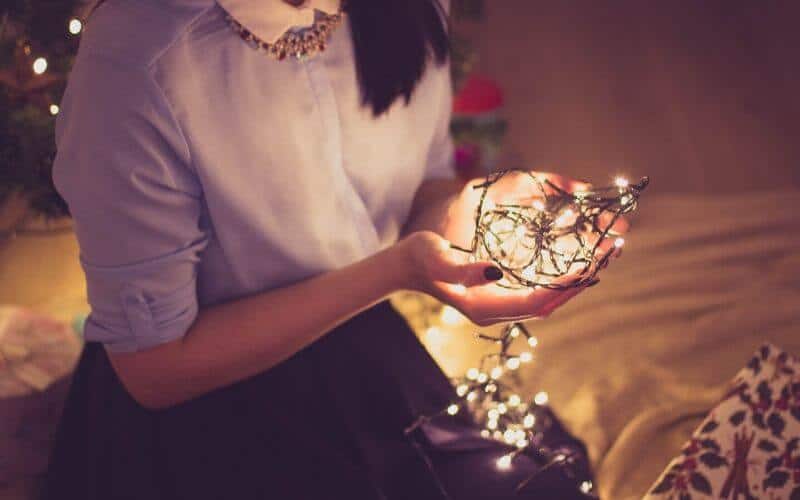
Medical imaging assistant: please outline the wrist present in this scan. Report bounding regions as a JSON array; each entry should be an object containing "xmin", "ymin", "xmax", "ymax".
[{"xmin": 381, "ymin": 236, "xmax": 422, "ymax": 293}]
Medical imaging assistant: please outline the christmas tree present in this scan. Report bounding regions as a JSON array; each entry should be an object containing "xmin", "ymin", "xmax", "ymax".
[{"xmin": 0, "ymin": 0, "xmax": 84, "ymax": 217}]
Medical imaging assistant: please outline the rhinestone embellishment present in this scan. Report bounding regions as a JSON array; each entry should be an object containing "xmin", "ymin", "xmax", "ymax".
[{"xmin": 225, "ymin": 6, "xmax": 345, "ymax": 61}]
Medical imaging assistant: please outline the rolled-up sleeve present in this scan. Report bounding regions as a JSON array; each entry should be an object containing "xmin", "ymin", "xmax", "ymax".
[{"xmin": 53, "ymin": 55, "xmax": 207, "ymax": 353}]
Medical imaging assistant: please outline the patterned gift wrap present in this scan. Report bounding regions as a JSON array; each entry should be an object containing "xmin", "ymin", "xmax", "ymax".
[{"xmin": 646, "ymin": 344, "xmax": 800, "ymax": 500}]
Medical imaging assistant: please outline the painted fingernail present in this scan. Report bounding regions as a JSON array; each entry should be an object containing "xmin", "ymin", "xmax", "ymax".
[
  {"xmin": 484, "ymin": 266, "xmax": 503, "ymax": 281},
  {"xmin": 585, "ymin": 278, "xmax": 601, "ymax": 287}
]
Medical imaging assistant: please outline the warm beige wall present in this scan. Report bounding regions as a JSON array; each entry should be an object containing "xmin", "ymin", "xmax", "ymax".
[{"xmin": 474, "ymin": 1, "xmax": 799, "ymax": 194}]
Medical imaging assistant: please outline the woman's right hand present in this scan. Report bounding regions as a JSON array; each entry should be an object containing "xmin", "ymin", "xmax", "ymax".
[{"xmin": 396, "ymin": 231, "xmax": 589, "ymax": 327}]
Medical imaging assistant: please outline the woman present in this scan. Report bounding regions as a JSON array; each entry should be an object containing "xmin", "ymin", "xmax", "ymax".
[{"xmin": 44, "ymin": 0, "xmax": 604, "ymax": 498}]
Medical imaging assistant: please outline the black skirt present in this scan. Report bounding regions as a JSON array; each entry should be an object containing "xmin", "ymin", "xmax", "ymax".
[{"xmin": 42, "ymin": 301, "xmax": 593, "ymax": 499}]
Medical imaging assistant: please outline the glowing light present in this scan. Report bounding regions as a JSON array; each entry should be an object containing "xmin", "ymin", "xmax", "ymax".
[
  {"xmin": 580, "ymin": 481, "xmax": 593, "ymax": 494},
  {"xmin": 534, "ymin": 391, "xmax": 549, "ymax": 405},
  {"xmin": 614, "ymin": 237, "xmax": 625, "ymax": 248},
  {"xmin": 527, "ymin": 336, "xmax": 538, "ymax": 348},
  {"xmin": 68, "ymin": 18, "xmax": 83, "ymax": 35},
  {"xmin": 466, "ymin": 368, "xmax": 479, "ymax": 380},
  {"xmin": 523, "ymin": 414, "xmax": 536, "ymax": 428},
  {"xmin": 485, "ymin": 383, "xmax": 497, "ymax": 393},
  {"xmin": 509, "ymin": 327, "xmax": 520, "ymax": 338},
  {"xmin": 490, "ymin": 366, "xmax": 503, "ymax": 379},
  {"xmin": 519, "ymin": 351, "xmax": 533, "ymax": 363},
  {"xmin": 32, "ymin": 57, "xmax": 48, "ymax": 75},
  {"xmin": 521, "ymin": 266, "xmax": 537, "ymax": 282},
  {"xmin": 488, "ymin": 409, "xmax": 500, "ymax": 420},
  {"xmin": 614, "ymin": 176, "xmax": 629, "ymax": 189},
  {"xmin": 496, "ymin": 454, "xmax": 513, "ymax": 470},
  {"xmin": 477, "ymin": 373, "xmax": 489, "ymax": 383},
  {"xmin": 515, "ymin": 439, "xmax": 528, "ymax": 449},
  {"xmin": 440, "ymin": 305, "xmax": 463, "ymax": 325},
  {"xmin": 480, "ymin": 429, "xmax": 490, "ymax": 438},
  {"xmin": 49, "ymin": 104, "xmax": 59, "ymax": 115},
  {"xmin": 487, "ymin": 419, "xmax": 498, "ymax": 430},
  {"xmin": 424, "ymin": 326, "xmax": 446, "ymax": 351},
  {"xmin": 456, "ymin": 384, "xmax": 468, "ymax": 396},
  {"xmin": 555, "ymin": 209, "xmax": 575, "ymax": 227},
  {"xmin": 466, "ymin": 391, "xmax": 477, "ymax": 402},
  {"xmin": 503, "ymin": 429, "xmax": 516, "ymax": 444},
  {"xmin": 506, "ymin": 357, "xmax": 520, "ymax": 370},
  {"xmin": 497, "ymin": 403, "xmax": 508, "ymax": 414},
  {"xmin": 508, "ymin": 394, "xmax": 521, "ymax": 407},
  {"xmin": 446, "ymin": 404, "xmax": 459, "ymax": 415}
]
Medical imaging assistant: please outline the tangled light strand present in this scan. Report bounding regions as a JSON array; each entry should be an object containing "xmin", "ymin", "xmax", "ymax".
[{"xmin": 407, "ymin": 171, "xmax": 649, "ymax": 496}]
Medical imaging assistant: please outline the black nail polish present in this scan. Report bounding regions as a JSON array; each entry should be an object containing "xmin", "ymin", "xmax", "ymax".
[{"xmin": 484, "ymin": 266, "xmax": 503, "ymax": 281}]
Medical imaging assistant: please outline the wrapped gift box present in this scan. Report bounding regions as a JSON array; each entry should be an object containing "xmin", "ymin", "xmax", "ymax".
[{"xmin": 645, "ymin": 344, "xmax": 800, "ymax": 499}]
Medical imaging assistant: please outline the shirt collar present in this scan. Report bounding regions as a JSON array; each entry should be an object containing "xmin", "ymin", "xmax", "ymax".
[{"xmin": 217, "ymin": 0, "xmax": 341, "ymax": 44}]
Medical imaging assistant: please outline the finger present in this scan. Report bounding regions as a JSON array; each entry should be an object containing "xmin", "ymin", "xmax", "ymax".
[
  {"xmin": 596, "ymin": 212, "xmax": 630, "ymax": 235},
  {"xmin": 537, "ymin": 283, "xmax": 590, "ymax": 317},
  {"xmin": 433, "ymin": 260, "xmax": 503, "ymax": 288}
]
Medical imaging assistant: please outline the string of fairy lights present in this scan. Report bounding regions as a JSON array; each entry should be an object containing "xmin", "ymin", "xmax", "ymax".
[
  {"xmin": 406, "ymin": 171, "xmax": 649, "ymax": 496},
  {"xmin": 16, "ymin": 16, "xmax": 84, "ymax": 117}
]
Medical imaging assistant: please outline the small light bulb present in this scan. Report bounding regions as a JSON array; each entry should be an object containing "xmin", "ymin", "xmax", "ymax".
[
  {"xmin": 523, "ymin": 414, "xmax": 536, "ymax": 428},
  {"xmin": 68, "ymin": 18, "xmax": 83, "ymax": 35},
  {"xmin": 614, "ymin": 237, "xmax": 625, "ymax": 248},
  {"xmin": 503, "ymin": 429, "xmax": 516, "ymax": 444},
  {"xmin": 487, "ymin": 419, "xmax": 498, "ymax": 430},
  {"xmin": 477, "ymin": 373, "xmax": 488, "ymax": 383},
  {"xmin": 440, "ymin": 305, "xmax": 463, "ymax": 326},
  {"xmin": 49, "ymin": 104, "xmax": 59, "ymax": 115},
  {"xmin": 519, "ymin": 351, "xmax": 533, "ymax": 363},
  {"xmin": 488, "ymin": 409, "xmax": 500, "ymax": 420},
  {"xmin": 480, "ymin": 429, "xmax": 490, "ymax": 438},
  {"xmin": 521, "ymin": 266, "xmax": 537, "ymax": 282},
  {"xmin": 32, "ymin": 57, "xmax": 48, "ymax": 75},
  {"xmin": 496, "ymin": 454, "xmax": 513, "ymax": 470},
  {"xmin": 527, "ymin": 337, "xmax": 539, "ymax": 348},
  {"xmin": 485, "ymin": 383, "xmax": 497, "ymax": 393},
  {"xmin": 508, "ymin": 394, "xmax": 521, "ymax": 407},
  {"xmin": 515, "ymin": 439, "xmax": 528, "ymax": 449},
  {"xmin": 580, "ymin": 481, "xmax": 593, "ymax": 494},
  {"xmin": 614, "ymin": 176, "xmax": 629, "ymax": 189},
  {"xmin": 466, "ymin": 391, "xmax": 477, "ymax": 402},
  {"xmin": 509, "ymin": 327, "xmax": 520, "ymax": 338},
  {"xmin": 492, "ymin": 430, "xmax": 502, "ymax": 440},
  {"xmin": 490, "ymin": 366, "xmax": 503, "ymax": 379},
  {"xmin": 456, "ymin": 384, "xmax": 468, "ymax": 396},
  {"xmin": 446, "ymin": 404, "xmax": 459, "ymax": 415},
  {"xmin": 506, "ymin": 358, "xmax": 520, "ymax": 370},
  {"xmin": 534, "ymin": 391, "xmax": 549, "ymax": 405},
  {"xmin": 497, "ymin": 403, "xmax": 508, "ymax": 414},
  {"xmin": 466, "ymin": 368, "xmax": 479, "ymax": 380}
]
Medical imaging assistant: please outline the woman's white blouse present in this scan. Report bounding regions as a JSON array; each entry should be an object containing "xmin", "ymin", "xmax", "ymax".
[{"xmin": 54, "ymin": 0, "xmax": 454, "ymax": 352}]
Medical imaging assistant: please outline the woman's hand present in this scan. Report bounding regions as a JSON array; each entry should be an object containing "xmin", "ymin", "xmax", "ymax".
[
  {"xmin": 397, "ymin": 231, "xmax": 594, "ymax": 326},
  {"xmin": 401, "ymin": 170, "xmax": 629, "ymax": 326}
]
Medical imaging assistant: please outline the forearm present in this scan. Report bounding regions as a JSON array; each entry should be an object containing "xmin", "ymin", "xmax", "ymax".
[{"xmin": 109, "ymin": 244, "xmax": 412, "ymax": 410}]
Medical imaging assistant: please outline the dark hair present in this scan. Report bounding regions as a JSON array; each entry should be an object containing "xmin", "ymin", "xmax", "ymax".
[
  {"xmin": 91, "ymin": 0, "xmax": 449, "ymax": 116},
  {"xmin": 346, "ymin": 0, "xmax": 450, "ymax": 115}
]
